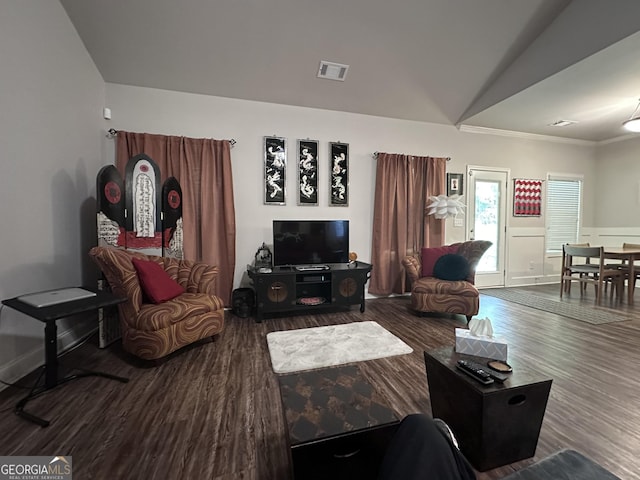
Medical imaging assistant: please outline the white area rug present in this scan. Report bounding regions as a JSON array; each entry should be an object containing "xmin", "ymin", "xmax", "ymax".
[{"xmin": 266, "ymin": 321, "xmax": 413, "ymax": 374}]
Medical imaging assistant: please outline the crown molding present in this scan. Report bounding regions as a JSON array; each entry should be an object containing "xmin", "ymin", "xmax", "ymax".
[
  {"xmin": 594, "ymin": 132, "xmax": 640, "ymax": 146},
  {"xmin": 457, "ymin": 124, "xmax": 596, "ymax": 146}
]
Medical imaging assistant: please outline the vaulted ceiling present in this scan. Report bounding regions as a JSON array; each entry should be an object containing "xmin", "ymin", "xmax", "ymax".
[{"xmin": 60, "ymin": 0, "xmax": 640, "ymax": 142}]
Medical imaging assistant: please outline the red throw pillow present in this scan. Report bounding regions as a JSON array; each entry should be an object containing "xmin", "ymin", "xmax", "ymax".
[
  {"xmin": 131, "ymin": 257, "xmax": 185, "ymax": 303},
  {"xmin": 421, "ymin": 245, "xmax": 460, "ymax": 277}
]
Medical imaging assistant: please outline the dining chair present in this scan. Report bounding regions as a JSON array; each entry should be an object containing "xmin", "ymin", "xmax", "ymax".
[
  {"xmin": 621, "ymin": 242, "xmax": 640, "ymax": 293},
  {"xmin": 603, "ymin": 242, "xmax": 640, "ymax": 289},
  {"xmin": 560, "ymin": 245, "xmax": 624, "ymax": 304},
  {"xmin": 561, "ymin": 242, "xmax": 591, "ymax": 293},
  {"xmin": 565, "ymin": 242, "xmax": 622, "ymax": 298}
]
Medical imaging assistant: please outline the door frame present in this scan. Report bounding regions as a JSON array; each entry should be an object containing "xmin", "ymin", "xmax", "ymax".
[{"xmin": 466, "ymin": 165, "xmax": 510, "ymax": 288}]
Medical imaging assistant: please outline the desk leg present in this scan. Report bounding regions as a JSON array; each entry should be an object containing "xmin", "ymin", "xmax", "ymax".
[
  {"xmin": 629, "ymin": 261, "xmax": 635, "ymax": 305},
  {"xmin": 15, "ymin": 371, "xmax": 129, "ymax": 428},
  {"xmin": 44, "ymin": 321, "xmax": 58, "ymax": 389},
  {"xmin": 14, "ymin": 321, "xmax": 130, "ymax": 428},
  {"xmin": 15, "ymin": 368, "xmax": 49, "ymax": 427}
]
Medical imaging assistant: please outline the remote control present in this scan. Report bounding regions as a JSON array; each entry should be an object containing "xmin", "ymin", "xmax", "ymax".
[
  {"xmin": 459, "ymin": 359, "xmax": 510, "ymax": 383},
  {"xmin": 456, "ymin": 360, "xmax": 494, "ymax": 385}
]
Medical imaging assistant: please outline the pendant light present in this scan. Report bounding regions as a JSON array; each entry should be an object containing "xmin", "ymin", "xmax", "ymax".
[
  {"xmin": 623, "ymin": 99, "xmax": 640, "ymax": 132},
  {"xmin": 426, "ymin": 194, "xmax": 466, "ymax": 219}
]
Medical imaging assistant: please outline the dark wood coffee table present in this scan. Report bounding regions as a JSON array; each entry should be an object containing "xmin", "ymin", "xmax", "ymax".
[
  {"xmin": 278, "ymin": 364, "xmax": 400, "ymax": 480},
  {"xmin": 424, "ymin": 346, "xmax": 552, "ymax": 471}
]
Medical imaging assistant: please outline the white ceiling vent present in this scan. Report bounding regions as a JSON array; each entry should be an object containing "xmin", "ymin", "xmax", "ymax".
[
  {"xmin": 317, "ymin": 61, "xmax": 349, "ymax": 81},
  {"xmin": 548, "ymin": 119, "xmax": 577, "ymax": 127}
]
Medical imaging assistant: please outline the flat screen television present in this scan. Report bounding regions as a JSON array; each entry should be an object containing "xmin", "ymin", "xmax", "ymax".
[{"xmin": 273, "ymin": 220, "xmax": 349, "ymax": 266}]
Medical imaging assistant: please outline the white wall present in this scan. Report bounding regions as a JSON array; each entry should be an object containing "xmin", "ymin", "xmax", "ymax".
[
  {"xmin": 0, "ymin": 2, "xmax": 106, "ymax": 383},
  {"xmin": 595, "ymin": 136, "xmax": 640, "ymax": 229},
  {"xmin": 570, "ymin": 136, "xmax": 640, "ymax": 256},
  {"xmin": 104, "ymin": 84, "xmax": 598, "ymax": 290},
  {"xmin": 509, "ymin": 134, "xmax": 640, "ymax": 285}
]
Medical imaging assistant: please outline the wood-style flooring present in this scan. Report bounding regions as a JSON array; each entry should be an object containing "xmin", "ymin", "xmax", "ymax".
[{"xmin": 1, "ymin": 283, "xmax": 639, "ymax": 479}]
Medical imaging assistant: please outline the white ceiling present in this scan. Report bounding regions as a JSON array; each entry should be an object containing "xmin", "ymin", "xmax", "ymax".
[{"xmin": 60, "ymin": 0, "xmax": 640, "ymax": 143}]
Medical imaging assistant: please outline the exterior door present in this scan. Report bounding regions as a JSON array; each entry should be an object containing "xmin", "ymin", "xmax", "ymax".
[{"xmin": 466, "ymin": 167, "xmax": 508, "ymax": 287}]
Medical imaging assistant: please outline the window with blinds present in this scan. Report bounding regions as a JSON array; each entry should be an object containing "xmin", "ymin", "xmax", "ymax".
[{"xmin": 545, "ymin": 176, "xmax": 582, "ymax": 253}]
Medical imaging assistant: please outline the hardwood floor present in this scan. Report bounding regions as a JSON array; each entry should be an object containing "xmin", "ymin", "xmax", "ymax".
[{"xmin": 1, "ymin": 283, "xmax": 638, "ymax": 479}]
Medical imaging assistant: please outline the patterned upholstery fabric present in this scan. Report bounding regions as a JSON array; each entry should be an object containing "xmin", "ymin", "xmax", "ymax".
[
  {"xmin": 402, "ymin": 240, "xmax": 492, "ymax": 321},
  {"xmin": 89, "ymin": 246, "xmax": 225, "ymax": 360}
]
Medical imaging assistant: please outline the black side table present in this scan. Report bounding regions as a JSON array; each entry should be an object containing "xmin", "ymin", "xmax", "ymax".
[
  {"xmin": 424, "ymin": 346, "xmax": 552, "ymax": 471},
  {"xmin": 2, "ymin": 288, "xmax": 129, "ymax": 427}
]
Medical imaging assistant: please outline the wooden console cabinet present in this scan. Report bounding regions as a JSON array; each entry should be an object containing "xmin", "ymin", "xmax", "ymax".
[{"xmin": 247, "ymin": 262, "xmax": 372, "ymax": 322}]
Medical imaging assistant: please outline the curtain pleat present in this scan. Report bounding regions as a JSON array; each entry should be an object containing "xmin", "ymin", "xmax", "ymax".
[
  {"xmin": 369, "ymin": 153, "xmax": 446, "ymax": 295},
  {"xmin": 116, "ymin": 131, "xmax": 236, "ymax": 305}
]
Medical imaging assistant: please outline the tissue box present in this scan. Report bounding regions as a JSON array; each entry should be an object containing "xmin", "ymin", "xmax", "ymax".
[{"xmin": 455, "ymin": 328, "xmax": 507, "ymax": 361}]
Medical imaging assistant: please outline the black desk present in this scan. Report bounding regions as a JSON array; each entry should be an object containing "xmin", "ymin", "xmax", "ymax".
[{"xmin": 2, "ymin": 288, "xmax": 129, "ymax": 427}]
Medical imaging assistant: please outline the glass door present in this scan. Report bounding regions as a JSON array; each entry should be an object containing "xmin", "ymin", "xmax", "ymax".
[{"xmin": 466, "ymin": 167, "xmax": 508, "ymax": 287}]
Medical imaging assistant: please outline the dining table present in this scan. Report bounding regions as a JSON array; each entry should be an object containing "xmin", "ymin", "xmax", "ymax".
[{"xmin": 603, "ymin": 246, "xmax": 640, "ymax": 305}]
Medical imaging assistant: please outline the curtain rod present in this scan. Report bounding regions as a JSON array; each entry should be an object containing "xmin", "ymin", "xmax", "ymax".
[
  {"xmin": 372, "ymin": 151, "xmax": 450, "ymax": 161},
  {"xmin": 106, "ymin": 128, "xmax": 236, "ymax": 146}
]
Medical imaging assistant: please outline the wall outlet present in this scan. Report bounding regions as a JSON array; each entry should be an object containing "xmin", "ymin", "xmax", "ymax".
[{"xmin": 454, "ymin": 218, "xmax": 464, "ymax": 227}]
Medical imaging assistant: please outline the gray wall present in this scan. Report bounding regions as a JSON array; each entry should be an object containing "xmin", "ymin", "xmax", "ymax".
[
  {"xmin": 595, "ymin": 136, "xmax": 640, "ymax": 229},
  {"xmin": 0, "ymin": 1, "xmax": 106, "ymax": 383}
]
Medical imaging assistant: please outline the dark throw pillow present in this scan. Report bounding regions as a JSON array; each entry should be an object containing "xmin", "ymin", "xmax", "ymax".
[
  {"xmin": 421, "ymin": 245, "xmax": 460, "ymax": 277},
  {"xmin": 433, "ymin": 253, "xmax": 470, "ymax": 281},
  {"xmin": 132, "ymin": 257, "xmax": 185, "ymax": 303}
]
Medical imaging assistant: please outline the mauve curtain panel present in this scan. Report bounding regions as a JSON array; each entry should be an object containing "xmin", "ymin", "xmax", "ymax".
[
  {"xmin": 369, "ymin": 153, "xmax": 446, "ymax": 295},
  {"xmin": 116, "ymin": 131, "xmax": 236, "ymax": 305}
]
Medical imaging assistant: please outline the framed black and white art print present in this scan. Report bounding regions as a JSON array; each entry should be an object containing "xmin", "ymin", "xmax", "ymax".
[
  {"xmin": 447, "ymin": 173, "xmax": 463, "ymax": 196},
  {"xmin": 330, "ymin": 142, "xmax": 348, "ymax": 206},
  {"xmin": 297, "ymin": 139, "xmax": 318, "ymax": 205},
  {"xmin": 264, "ymin": 136, "xmax": 286, "ymax": 205}
]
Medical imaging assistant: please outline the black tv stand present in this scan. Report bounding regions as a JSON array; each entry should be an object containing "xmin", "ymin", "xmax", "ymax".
[{"xmin": 247, "ymin": 262, "xmax": 372, "ymax": 322}]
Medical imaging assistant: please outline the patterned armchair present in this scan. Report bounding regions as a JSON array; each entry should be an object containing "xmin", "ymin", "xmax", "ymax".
[
  {"xmin": 401, "ymin": 240, "xmax": 492, "ymax": 322},
  {"xmin": 89, "ymin": 246, "xmax": 224, "ymax": 361}
]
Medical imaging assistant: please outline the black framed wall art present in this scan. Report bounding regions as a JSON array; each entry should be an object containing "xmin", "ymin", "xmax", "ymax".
[
  {"xmin": 447, "ymin": 173, "xmax": 463, "ymax": 196},
  {"xmin": 264, "ymin": 136, "xmax": 286, "ymax": 205},
  {"xmin": 330, "ymin": 142, "xmax": 348, "ymax": 206},
  {"xmin": 297, "ymin": 139, "xmax": 318, "ymax": 205}
]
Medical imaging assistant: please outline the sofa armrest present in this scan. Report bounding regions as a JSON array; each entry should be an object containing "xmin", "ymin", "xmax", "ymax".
[
  {"xmin": 89, "ymin": 246, "xmax": 143, "ymax": 314},
  {"xmin": 160, "ymin": 257, "xmax": 219, "ymax": 295},
  {"xmin": 402, "ymin": 255, "xmax": 422, "ymax": 283}
]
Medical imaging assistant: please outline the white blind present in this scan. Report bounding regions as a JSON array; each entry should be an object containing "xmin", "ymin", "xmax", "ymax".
[{"xmin": 546, "ymin": 176, "xmax": 581, "ymax": 253}]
